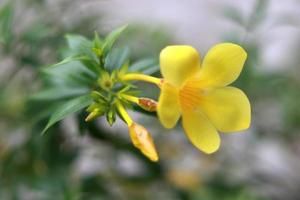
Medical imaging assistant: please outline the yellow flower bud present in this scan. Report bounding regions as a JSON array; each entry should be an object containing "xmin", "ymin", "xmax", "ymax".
[
  {"xmin": 98, "ymin": 72, "xmax": 112, "ymax": 91},
  {"xmin": 138, "ymin": 98, "xmax": 157, "ymax": 112},
  {"xmin": 128, "ymin": 123, "xmax": 159, "ymax": 162},
  {"xmin": 85, "ymin": 108, "xmax": 104, "ymax": 122}
]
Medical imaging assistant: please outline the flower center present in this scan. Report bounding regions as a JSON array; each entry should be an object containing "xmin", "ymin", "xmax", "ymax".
[{"xmin": 179, "ymin": 80, "xmax": 203, "ymax": 111}]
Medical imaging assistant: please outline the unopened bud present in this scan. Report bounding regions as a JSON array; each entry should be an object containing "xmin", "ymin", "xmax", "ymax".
[
  {"xmin": 92, "ymin": 47, "xmax": 102, "ymax": 57},
  {"xmin": 129, "ymin": 123, "xmax": 159, "ymax": 162},
  {"xmin": 106, "ymin": 109, "xmax": 116, "ymax": 126},
  {"xmin": 138, "ymin": 98, "xmax": 157, "ymax": 112},
  {"xmin": 85, "ymin": 108, "xmax": 104, "ymax": 122}
]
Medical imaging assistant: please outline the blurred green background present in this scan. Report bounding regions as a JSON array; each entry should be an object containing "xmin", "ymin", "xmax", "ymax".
[{"xmin": 1, "ymin": 0, "xmax": 300, "ymax": 199}]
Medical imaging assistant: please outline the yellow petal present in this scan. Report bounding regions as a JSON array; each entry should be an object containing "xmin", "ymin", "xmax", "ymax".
[
  {"xmin": 199, "ymin": 87, "xmax": 251, "ymax": 132},
  {"xmin": 157, "ymin": 82, "xmax": 181, "ymax": 129},
  {"xmin": 129, "ymin": 123, "xmax": 159, "ymax": 162},
  {"xmin": 160, "ymin": 45, "xmax": 200, "ymax": 87},
  {"xmin": 182, "ymin": 107, "xmax": 220, "ymax": 154},
  {"xmin": 196, "ymin": 43, "xmax": 247, "ymax": 87}
]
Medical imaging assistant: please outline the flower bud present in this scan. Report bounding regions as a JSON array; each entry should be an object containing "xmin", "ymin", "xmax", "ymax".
[
  {"xmin": 106, "ymin": 109, "xmax": 116, "ymax": 126},
  {"xmin": 85, "ymin": 108, "xmax": 104, "ymax": 122},
  {"xmin": 129, "ymin": 123, "xmax": 159, "ymax": 162},
  {"xmin": 98, "ymin": 72, "xmax": 112, "ymax": 91},
  {"xmin": 138, "ymin": 98, "xmax": 157, "ymax": 112}
]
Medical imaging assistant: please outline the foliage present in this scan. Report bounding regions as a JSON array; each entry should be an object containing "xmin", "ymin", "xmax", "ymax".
[{"xmin": 35, "ymin": 24, "xmax": 160, "ymax": 134}]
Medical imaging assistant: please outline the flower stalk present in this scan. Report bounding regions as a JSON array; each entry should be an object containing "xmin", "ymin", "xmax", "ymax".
[
  {"xmin": 122, "ymin": 73, "xmax": 162, "ymax": 86},
  {"xmin": 116, "ymin": 101, "xmax": 133, "ymax": 126}
]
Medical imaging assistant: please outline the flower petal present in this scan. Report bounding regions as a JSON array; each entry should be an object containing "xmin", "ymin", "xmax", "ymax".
[
  {"xmin": 160, "ymin": 45, "xmax": 200, "ymax": 87},
  {"xmin": 157, "ymin": 82, "xmax": 181, "ymax": 129},
  {"xmin": 196, "ymin": 43, "xmax": 247, "ymax": 87},
  {"xmin": 182, "ymin": 108, "xmax": 220, "ymax": 154},
  {"xmin": 199, "ymin": 87, "xmax": 251, "ymax": 132}
]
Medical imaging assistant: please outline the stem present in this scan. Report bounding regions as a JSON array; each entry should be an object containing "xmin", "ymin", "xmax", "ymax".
[
  {"xmin": 116, "ymin": 101, "xmax": 133, "ymax": 126},
  {"xmin": 122, "ymin": 73, "xmax": 162, "ymax": 86},
  {"xmin": 121, "ymin": 94, "xmax": 139, "ymax": 104}
]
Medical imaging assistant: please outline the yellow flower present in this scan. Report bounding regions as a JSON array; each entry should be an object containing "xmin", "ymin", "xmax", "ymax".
[{"xmin": 157, "ymin": 43, "xmax": 251, "ymax": 153}]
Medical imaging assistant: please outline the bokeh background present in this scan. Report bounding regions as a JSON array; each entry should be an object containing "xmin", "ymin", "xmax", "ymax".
[{"xmin": 1, "ymin": 0, "xmax": 300, "ymax": 199}]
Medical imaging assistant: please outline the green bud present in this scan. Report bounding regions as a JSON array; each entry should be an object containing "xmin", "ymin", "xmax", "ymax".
[
  {"xmin": 92, "ymin": 47, "xmax": 102, "ymax": 57},
  {"xmin": 92, "ymin": 31, "xmax": 103, "ymax": 57},
  {"xmin": 98, "ymin": 72, "xmax": 112, "ymax": 91},
  {"xmin": 86, "ymin": 103, "xmax": 97, "ymax": 112},
  {"xmin": 106, "ymin": 108, "xmax": 116, "ymax": 126}
]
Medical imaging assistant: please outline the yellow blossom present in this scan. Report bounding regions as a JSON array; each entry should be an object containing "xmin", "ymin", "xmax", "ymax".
[{"xmin": 157, "ymin": 43, "xmax": 251, "ymax": 153}]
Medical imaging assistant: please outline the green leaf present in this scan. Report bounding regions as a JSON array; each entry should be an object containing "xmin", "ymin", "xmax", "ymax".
[
  {"xmin": 49, "ymin": 55, "xmax": 100, "ymax": 74},
  {"xmin": 129, "ymin": 58, "xmax": 159, "ymax": 75},
  {"xmin": 31, "ymin": 87, "xmax": 89, "ymax": 101},
  {"xmin": 66, "ymin": 34, "xmax": 91, "ymax": 51},
  {"xmin": 42, "ymin": 61, "xmax": 97, "ymax": 87},
  {"xmin": 102, "ymin": 24, "xmax": 128, "ymax": 58},
  {"xmin": 65, "ymin": 34, "xmax": 98, "ymax": 63},
  {"xmin": 20, "ymin": 22, "xmax": 51, "ymax": 43},
  {"xmin": 142, "ymin": 64, "xmax": 159, "ymax": 75},
  {"xmin": 93, "ymin": 31, "xmax": 103, "ymax": 49},
  {"xmin": 105, "ymin": 47, "xmax": 130, "ymax": 71},
  {"xmin": 0, "ymin": 2, "xmax": 14, "ymax": 45},
  {"xmin": 50, "ymin": 55, "xmax": 90, "ymax": 67},
  {"xmin": 42, "ymin": 95, "xmax": 93, "ymax": 134}
]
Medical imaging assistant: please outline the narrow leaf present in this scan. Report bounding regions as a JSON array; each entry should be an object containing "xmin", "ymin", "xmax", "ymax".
[
  {"xmin": 102, "ymin": 24, "xmax": 128, "ymax": 57},
  {"xmin": 42, "ymin": 95, "xmax": 93, "ymax": 134},
  {"xmin": 93, "ymin": 31, "xmax": 103, "ymax": 49},
  {"xmin": 65, "ymin": 34, "xmax": 98, "ymax": 64},
  {"xmin": 31, "ymin": 87, "xmax": 89, "ymax": 101},
  {"xmin": 129, "ymin": 58, "xmax": 159, "ymax": 75},
  {"xmin": 48, "ymin": 55, "xmax": 100, "ymax": 74},
  {"xmin": 50, "ymin": 55, "xmax": 90, "ymax": 67},
  {"xmin": 0, "ymin": 2, "xmax": 13, "ymax": 44},
  {"xmin": 42, "ymin": 60, "xmax": 97, "ymax": 87},
  {"xmin": 105, "ymin": 47, "xmax": 130, "ymax": 71}
]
